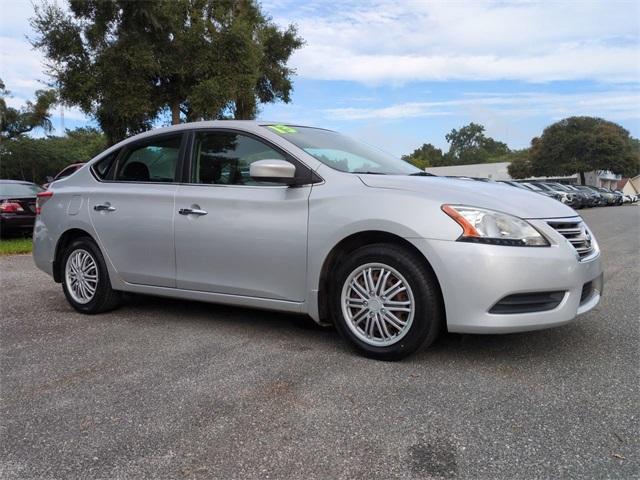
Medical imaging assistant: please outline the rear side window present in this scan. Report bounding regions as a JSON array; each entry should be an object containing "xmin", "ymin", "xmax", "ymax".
[
  {"xmin": 92, "ymin": 151, "xmax": 119, "ymax": 180},
  {"xmin": 116, "ymin": 135, "xmax": 182, "ymax": 183}
]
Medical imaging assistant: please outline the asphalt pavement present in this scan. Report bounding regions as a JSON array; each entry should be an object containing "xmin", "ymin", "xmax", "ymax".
[{"xmin": 1, "ymin": 206, "xmax": 638, "ymax": 479}]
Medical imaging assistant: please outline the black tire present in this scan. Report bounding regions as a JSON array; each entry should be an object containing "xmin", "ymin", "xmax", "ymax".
[
  {"xmin": 60, "ymin": 237, "xmax": 121, "ymax": 314},
  {"xmin": 330, "ymin": 243, "xmax": 443, "ymax": 361}
]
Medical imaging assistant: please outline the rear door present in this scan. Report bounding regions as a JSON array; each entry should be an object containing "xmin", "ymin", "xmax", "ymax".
[
  {"xmin": 89, "ymin": 133, "xmax": 185, "ymax": 287},
  {"xmin": 174, "ymin": 129, "xmax": 312, "ymax": 301}
]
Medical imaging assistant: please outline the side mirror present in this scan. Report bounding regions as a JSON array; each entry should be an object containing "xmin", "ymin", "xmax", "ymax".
[
  {"xmin": 45, "ymin": 176, "xmax": 54, "ymax": 183},
  {"xmin": 250, "ymin": 159, "xmax": 297, "ymax": 185}
]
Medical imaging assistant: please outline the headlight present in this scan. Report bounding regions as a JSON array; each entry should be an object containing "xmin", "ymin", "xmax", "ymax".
[{"xmin": 441, "ymin": 205, "xmax": 549, "ymax": 247}]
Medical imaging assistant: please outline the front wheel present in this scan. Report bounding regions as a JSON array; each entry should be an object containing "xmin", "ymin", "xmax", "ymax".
[
  {"xmin": 61, "ymin": 237, "xmax": 121, "ymax": 314},
  {"xmin": 331, "ymin": 243, "xmax": 443, "ymax": 360}
]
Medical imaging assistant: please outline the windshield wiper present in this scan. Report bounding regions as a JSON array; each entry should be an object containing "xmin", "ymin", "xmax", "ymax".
[
  {"xmin": 409, "ymin": 172, "xmax": 435, "ymax": 176},
  {"xmin": 352, "ymin": 171, "xmax": 386, "ymax": 175}
]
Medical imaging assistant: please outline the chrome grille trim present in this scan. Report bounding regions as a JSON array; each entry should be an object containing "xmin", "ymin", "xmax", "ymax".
[{"xmin": 547, "ymin": 219, "xmax": 595, "ymax": 261}]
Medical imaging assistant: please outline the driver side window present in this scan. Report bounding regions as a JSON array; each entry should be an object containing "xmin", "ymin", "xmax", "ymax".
[{"xmin": 191, "ymin": 131, "xmax": 286, "ymax": 186}]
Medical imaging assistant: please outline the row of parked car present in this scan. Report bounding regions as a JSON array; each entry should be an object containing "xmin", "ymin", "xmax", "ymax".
[
  {"xmin": 450, "ymin": 176, "xmax": 637, "ymax": 209},
  {"xmin": 498, "ymin": 181, "xmax": 637, "ymax": 208}
]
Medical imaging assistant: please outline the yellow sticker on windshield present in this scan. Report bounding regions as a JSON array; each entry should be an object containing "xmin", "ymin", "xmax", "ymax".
[{"xmin": 268, "ymin": 125, "xmax": 297, "ymax": 134}]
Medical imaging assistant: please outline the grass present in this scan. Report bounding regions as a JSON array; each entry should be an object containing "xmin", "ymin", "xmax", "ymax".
[{"xmin": 0, "ymin": 237, "xmax": 33, "ymax": 256}]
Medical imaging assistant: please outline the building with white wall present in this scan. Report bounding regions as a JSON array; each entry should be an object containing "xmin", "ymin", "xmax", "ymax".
[{"xmin": 424, "ymin": 163, "xmax": 623, "ymax": 188}]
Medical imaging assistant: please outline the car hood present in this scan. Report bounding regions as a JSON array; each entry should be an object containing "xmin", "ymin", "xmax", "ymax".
[{"xmin": 359, "ymin": 175, "xmax": 578, "ymax": 219}]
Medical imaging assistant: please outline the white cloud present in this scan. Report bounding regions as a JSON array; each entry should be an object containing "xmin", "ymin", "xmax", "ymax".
[
  {"xmin": 0, "ymin": 36, "xmax": 48, "ymax": 92},
  {"xmin": 0, "ymin": 34, "xmax": 92, "ymax": 127},
  {"xmin": 325, "ymin": 90, "xmax": 640, "ymax": 121},
  {"xmin": 271, "ymin": 0, "xmax": 640, "ymax": 83}
]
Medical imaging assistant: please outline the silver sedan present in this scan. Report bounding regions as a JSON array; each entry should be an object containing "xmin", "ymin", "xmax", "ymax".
[{"xmin": 33, "ymin": 121, "xmax": 603, "ymax": 359}]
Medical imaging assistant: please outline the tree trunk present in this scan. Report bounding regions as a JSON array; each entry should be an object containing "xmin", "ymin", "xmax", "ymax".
[
  {"xmin": 234, "ymin": 96, "xmax": 256, "ymax": 120},
  {"xmin": 171, "ymin": 100, "xmax": 181, "ymax": 125},
  {"xmin": 579, "ymin": 171, "xmax": 586, "ymax": 185}
]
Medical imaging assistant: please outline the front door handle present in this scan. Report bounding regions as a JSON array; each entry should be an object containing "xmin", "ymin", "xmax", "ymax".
[
  {"xmin": 179, "ymin": 208, "xmax": 208, "ymax": 216},
  {"xmin": 94, "ymin": 203, "xmax": 116, "ymax": 212}
]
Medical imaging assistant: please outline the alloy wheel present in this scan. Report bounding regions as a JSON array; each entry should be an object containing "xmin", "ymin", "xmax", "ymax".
[
  {"xmin": 340, "ymin": 262, "xmax": 415, "ymax": 347},
  {"xmin": 65, "ymin": 249, "xmax": 98, "ymax": 304}
]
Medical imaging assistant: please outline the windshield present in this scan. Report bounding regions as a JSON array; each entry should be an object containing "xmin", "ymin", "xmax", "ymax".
[
  {"xmin": 0, "ymin": 183, "xmax": 43, "ymax": 197},
  {"xmin": 522, "ymin": 182, "xmax": 542, "ymax": 191},
  {"xmin": 264, "ymin": 125, "xmax": 420, "ymax": 175},
  {"xmin": 534, "ymin": 183, "xmax": 554, "ymax": 192}
]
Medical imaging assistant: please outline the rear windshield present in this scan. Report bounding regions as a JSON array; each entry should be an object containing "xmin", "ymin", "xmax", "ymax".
[{"xmin": 0, "ymin": 183, "xmax": 43, "ymax": 197}]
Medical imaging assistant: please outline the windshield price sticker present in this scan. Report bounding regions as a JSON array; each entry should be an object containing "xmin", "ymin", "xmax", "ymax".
[{"xmin": 268, "ymin": 125, "xmax": 297, "ymax": 134}]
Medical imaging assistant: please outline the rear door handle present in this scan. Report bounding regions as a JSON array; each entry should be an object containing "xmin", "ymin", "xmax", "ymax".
[
  {"xmin": 179, "ymin": 208, "xmax": 208, "ymax": 216},
  {"xmin": 94, "ymin": 203, "xmax": 116, "ymax": 212}
]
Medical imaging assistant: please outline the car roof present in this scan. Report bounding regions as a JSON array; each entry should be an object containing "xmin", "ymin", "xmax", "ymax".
[
  {"xmin": 94, "ymin": 120, "xmax": 332, "ymax": 162},
  {"xmin": 125, "ymin": 120, "xmax": 325, "ymax": 139}
]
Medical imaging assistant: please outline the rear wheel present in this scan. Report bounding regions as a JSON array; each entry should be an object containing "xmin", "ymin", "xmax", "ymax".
[
  {"xmin": 331, "ymin": 243, "xmax": 443, "ymax": 360},
  {"xmin": 61, "ymin": 237, "xmax": 121, "ymax": 314}
]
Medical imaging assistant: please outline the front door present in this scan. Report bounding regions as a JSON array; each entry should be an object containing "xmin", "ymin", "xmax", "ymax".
[
  {"xmin": 174, "ymin": 130, "xmax": 311, "ymax": 301},
  {"xmin": 89, "ymin": 134, "xmax": 184, "ymax": 287}
]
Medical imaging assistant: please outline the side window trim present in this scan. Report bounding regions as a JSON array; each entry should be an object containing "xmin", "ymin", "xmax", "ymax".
[
  {"xmin": 179, "ymin": 131, "xmax": 195, "ymax": 183},
  {"xmin": 184, "ymin": 128, "xmax": 321, "ymax": 187}
]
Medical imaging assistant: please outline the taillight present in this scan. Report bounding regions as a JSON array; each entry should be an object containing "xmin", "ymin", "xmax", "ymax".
[
  {"xmin": 0, "ymin": 201, "xmax": 24, "ymax": 213},
  {"xmin": 36, "ymin": 191, "xmax": 54, "ymax": 215}
]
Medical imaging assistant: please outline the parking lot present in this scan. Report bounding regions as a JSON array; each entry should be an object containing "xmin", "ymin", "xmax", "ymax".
[{"xmin": 1, "ymin": 206, "xmax": 638, "ymax": 479}]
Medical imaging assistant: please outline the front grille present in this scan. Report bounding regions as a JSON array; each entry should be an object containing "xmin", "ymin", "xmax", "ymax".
[
  {"xmin": 548, "ymin": 220, "xmax": 594, "ymax": 260},
  {"xmin": 489, "ymin": 291, "xmax": 565, "ymax": 314}
]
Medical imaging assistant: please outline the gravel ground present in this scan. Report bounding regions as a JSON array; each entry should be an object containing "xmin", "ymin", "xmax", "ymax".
[{"xmin": 1, "ymin": 206, "xmax": 638, "ymax": 479}]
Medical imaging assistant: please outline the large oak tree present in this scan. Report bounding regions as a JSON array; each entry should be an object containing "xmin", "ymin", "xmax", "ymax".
[
  {"xmin": 527, "ymin": 117, "xmax": 639, "ymax": 183},
  {"xmin": 31, "ymin": 0, "xmax": 303, "ymax": 145}
]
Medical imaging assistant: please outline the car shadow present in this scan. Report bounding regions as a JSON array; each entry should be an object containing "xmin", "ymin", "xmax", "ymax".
[
  {"xmin": 119, "ymin": 292, "xmax": 333, "ymax": 333},
  {"xmin": 114, "ymin": 293, "xmax": 599, "ymax": 365},
  {"xmin": 413, "ymin": 320, "xmax": 599, "ymax": 365}
]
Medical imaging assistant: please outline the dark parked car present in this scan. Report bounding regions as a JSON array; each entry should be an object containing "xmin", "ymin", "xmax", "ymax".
[
  {"xmin": 0, "ymin": 180, "xmax": 43, "ymax": 236},
  {"xmin": 523, "ymin": 181, "xmax": 582, "ymax": 208},
  {"xmin": 516, "ymin": 182, "xmax": 563, "ymax": 202},
  {"xmin": 611, "ymin": 190, "xmax": 624, "ymax": 205},
  {"xmin": 586, "ymin": 186, "xmax": 618, "ymax": 206},
  {"xmin": 544, "ymin": 182, "xmax": 592, "ymax": 208},
  {"xmin": 529, "ymin": 181, "xmax": 582, "ymax": 208},
  {"xmin": 570, "ymin": 185, "xmax": 605, "ymax": 207},
  {"xmin": 42, "ymin": 162, "xmax": 85, "ymax": 189}
]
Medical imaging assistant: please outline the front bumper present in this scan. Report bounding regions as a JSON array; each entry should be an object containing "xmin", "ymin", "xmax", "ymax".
[{"xmin": 410, "ymin": 219, "xmax": 603, "ymax": 334}]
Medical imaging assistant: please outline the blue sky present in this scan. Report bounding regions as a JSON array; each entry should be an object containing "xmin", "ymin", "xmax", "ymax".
[{"xmin": 1, "ymin": 0, "xmax": 639, "ymax": 156}]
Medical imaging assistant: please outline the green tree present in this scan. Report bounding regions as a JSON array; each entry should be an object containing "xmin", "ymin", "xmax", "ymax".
[
  {"xmin": 31, "ymin": 0, "xmax": 303, "ymax": 145},
  {"xmin": 0, "ymin": 128, "xmax": 106, "ymax": 183},
  {"xmin": 505, "ymin": 149, "xmax": 532, "ymax": 179},
  {"xmin": 528, "ymin": 117, "xmax": 639, "ymax": 184},
  {"xmin": 401, "ymin": 143, "xmax": 444, "ymax": 169},
  {"xmin": 0, "ymin": 78, "xmax": 57, "ymax": 141},
  {"xmin": 444, "ymin": 122, "xmax": 509, "ymax": 165}
]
